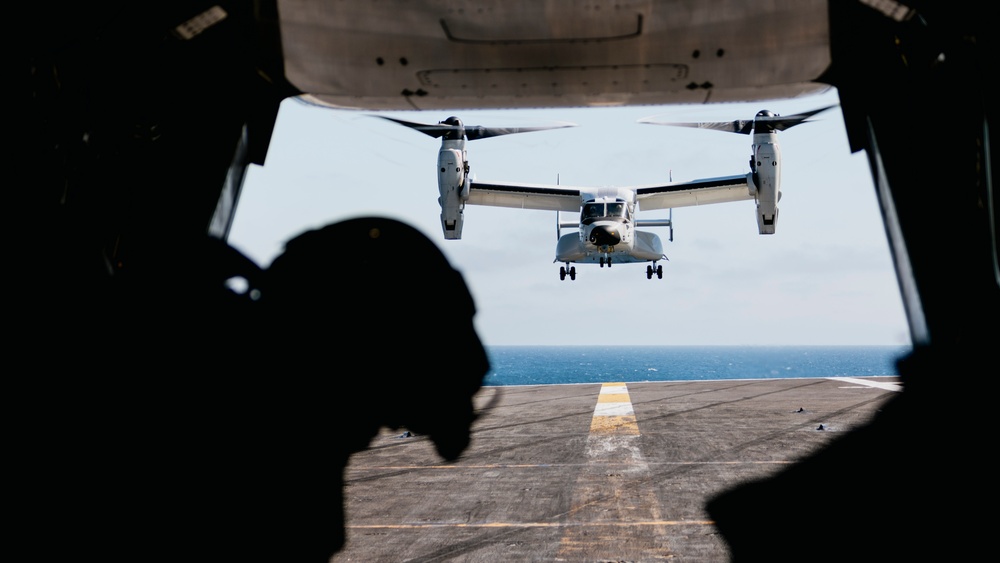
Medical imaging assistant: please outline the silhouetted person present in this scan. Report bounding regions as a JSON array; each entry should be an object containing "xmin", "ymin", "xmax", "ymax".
[
  {"xmin": 254, "ymin": 216, "xmax": 491, "ymax": 559},
  {"xmin": 11, "ymin": 217, "xmax": 487, "ymax": 563},
  {"xmin": 705, "ymin": 346, "xmax": 989, "ymax": 562}
]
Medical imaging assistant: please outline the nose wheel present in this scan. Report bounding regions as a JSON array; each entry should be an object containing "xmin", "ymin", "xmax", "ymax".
[
  {"xmin": 646, "ymin": 264, "xmax": 663, "ymax": 279},
  {"xmin": 559, "ymin": 265, "xmax": 576, "ymax": 280}
]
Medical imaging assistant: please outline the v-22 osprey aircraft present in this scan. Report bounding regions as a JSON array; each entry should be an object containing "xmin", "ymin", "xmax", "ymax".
[{"xmin": 378, "ymin": 105, "xmax": 834, "ymax": 280}]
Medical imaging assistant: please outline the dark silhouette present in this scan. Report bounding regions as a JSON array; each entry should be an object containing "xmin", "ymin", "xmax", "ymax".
[
  {"xmin": 16, "ymin": 2, "xmax": 994, "ymax": 561},
  {"xmin": 258, "ymin": 216, "xmax": 490, "ymax": 558},
  {"xmin": 10, "ymin": 216, "xmax": 487, "ymax": 562},
  {"xmin": 706, "ymin": 3, "xmax": 993, "ymax": 561}
]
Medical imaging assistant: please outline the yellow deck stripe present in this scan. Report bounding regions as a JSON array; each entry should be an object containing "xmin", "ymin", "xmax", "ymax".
[{"xmin": 557, "ymin": 382, "xmax": 672, "ymax": 559}]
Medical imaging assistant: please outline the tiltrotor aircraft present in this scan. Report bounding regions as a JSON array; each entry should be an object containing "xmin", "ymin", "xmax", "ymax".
[{"xmin": 379, "ymin": 105, "xmax": 834, "ymax": 280}]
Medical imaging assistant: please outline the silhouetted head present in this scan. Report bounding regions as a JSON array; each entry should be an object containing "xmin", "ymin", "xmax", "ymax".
[{"xmin": 262, "ymin": 216, "xmax": 490, "ymax": 460}]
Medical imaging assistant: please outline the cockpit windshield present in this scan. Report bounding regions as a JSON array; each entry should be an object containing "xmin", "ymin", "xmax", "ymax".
[
  {"xmin": 581, "ymin": 201, "xmax": 629, "ymax": 224},
  {"xmin": 582, "ymin": 203, "xmax": 603, "ymax": 222}
]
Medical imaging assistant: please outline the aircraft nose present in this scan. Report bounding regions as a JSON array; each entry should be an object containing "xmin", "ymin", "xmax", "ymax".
[{"xmin": 589, "ymin": 224, "xmax": 621, "ymax": 246}]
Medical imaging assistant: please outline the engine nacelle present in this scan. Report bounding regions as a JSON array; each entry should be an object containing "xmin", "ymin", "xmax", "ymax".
[
  {"xmin": 437, "ymin": 148, "xmax": 468, "ymax": 239},
  {"xmin": 752, "ymin": 138, "xmax": 781, "ymax": 234}
]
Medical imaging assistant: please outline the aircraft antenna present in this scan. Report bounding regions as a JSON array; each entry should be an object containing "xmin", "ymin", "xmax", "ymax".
[{"xmin": 556, "ymin": 174, "xmax": 562, "ymax": 240}]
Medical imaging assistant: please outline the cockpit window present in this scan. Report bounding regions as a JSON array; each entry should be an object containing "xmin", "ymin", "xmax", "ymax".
[
  {"xmin": 582, "ymin": 203, "xmax": 603, "ymax": 224},
  {"xmin": 581, "ymin": 201, "xmax": 628, "ymax": 224}
]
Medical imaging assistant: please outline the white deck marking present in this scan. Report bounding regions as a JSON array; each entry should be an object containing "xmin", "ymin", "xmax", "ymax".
[{"xmin": 830, "ymin": 377, "xmax": 902, "ymax": 392}]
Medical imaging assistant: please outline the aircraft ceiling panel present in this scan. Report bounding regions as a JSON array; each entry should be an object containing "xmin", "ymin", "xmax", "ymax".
[
  {"xmin": 277, "ymin": 0, "xmax": 833, "ymax": 110},
  {"xmin": 440, "ymin": 9, "xmax": 643, "ymax": 42}
]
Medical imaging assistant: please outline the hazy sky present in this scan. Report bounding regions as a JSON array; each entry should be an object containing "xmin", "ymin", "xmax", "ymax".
[{"xmin": 227, "ymin": 87, "xmax": 912, "ymax": 347}]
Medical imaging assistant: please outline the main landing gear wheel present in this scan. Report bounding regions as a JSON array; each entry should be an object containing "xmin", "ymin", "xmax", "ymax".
[
  {"xmin": 559, "ymin": 266, "xmax": 576, "ymax": 280},
  {"xmin": 646, "ymin": 265, "xmax": 663, "ymax": 279}
]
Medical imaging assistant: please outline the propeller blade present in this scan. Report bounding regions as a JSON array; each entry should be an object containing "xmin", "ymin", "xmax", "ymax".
[
  {"xmin": 375, "ymin": 115, "xmax": 576, "ymax": 140},
  {"xmin": 638, "ymin": 104, "xmax": 837, "ymax": 135},
  {"xmin": 374, "ymin": 115, "xmax": 454, "ymax": 138},
  {"xmin": 637, "ymin": 117, "xmax": 755, "ymax": 134},
  {"xmin": 464, "ymin": 122, "xmax": 576, "ymax": 141},
  {"xmin": 755, "ymin": 105, "xmax": 838, "ymax": 132}
]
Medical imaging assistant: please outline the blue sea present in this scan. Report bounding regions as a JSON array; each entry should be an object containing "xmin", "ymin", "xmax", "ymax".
[{"xmin": 483, "ymin": 345, "xmax": 912, "ymax": 386}]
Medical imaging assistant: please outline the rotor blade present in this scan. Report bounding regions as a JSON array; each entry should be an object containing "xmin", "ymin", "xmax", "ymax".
[
  {"xmin": 374, "ymin": 115, "xmax": 576, "ymax": 140},
  {"xmin": 637, "ymin": 104, "xmax": 838, "ymax": 135},
  {"xmin": 637, "ymin": 117, "xmax": 755, "ymax": 134},
  {"xmin": 464, "ymin": 122, "xmax": 576, "ymax": 141},
  {"xmin": 374, "ymin": 115, "xmax": 453, "ymax": 138},
  {"xmin": 755, "ymin": 104, "xmax": 838, "ymax": 131}
]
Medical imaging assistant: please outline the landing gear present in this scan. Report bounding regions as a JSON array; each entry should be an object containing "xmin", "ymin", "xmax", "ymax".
[
  {"xmin": 600, "ymin": 256, "xmax": 612, "ymax": 268},
  {"xmin": 559, "ymin": 265, "xmax": 576, "ymax": 281},
  {"xmin": 646, "ymin": 264, "xmax": 663, "ymax": 280}
]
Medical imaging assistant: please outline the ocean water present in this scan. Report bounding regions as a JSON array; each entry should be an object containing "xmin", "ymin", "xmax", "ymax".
[{"xmin": 483, "ymin": 345, "xmax": 912, "ymax": 386}]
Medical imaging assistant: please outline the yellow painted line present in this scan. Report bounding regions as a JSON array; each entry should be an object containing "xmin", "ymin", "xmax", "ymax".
[
  {"xmin": 597, "ymin": 393, "xmax": 631, "ymax": 403},
  {"xmin": 557, "ymin": 382, "xmax": 664, "ymax": 559},
  {"xmin": 590, "ymin": 382, "xmax": 638, "ymax": 435},
  {"xmin": 589, "ymin": 414, "xmax": 639, "ymax": 435}
]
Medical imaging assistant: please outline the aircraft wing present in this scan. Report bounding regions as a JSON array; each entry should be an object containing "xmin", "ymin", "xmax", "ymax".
[
  {"xmin": 467, "ymin": 180, "xmax": 584, "ymax": 212},
  {"xmin": 634, "ymin": 174, "xmax": 752, "ymax": 211}
]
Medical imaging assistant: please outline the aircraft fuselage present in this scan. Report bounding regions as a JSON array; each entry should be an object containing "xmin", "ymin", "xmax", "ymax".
[{"xmin": 555, "ymin": 197, "xmax": 665, "ymax": 265}]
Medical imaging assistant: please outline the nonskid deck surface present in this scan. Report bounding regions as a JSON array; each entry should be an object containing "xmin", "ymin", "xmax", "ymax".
[{"xmin": 335, "ymin": 377, "xmax": 900, "ymax": 561}]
